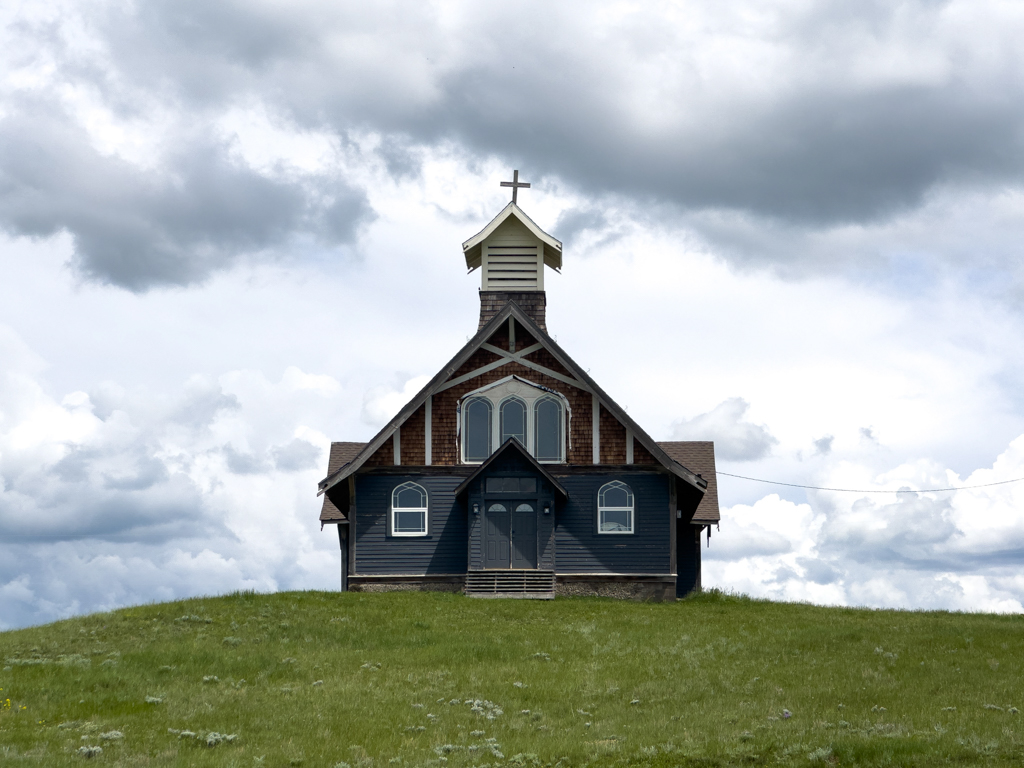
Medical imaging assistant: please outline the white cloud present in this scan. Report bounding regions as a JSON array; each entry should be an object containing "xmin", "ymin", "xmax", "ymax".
[
  {"xmin": 362, "ymin": 375, "xmax": 431, "ymax": 428},
  {"xmin": 0, "ymin": 323, "xmax": 350, "ymax": 629},
  {"xmin": 705, "ymin": 436, "xmax": 1024, "ymax": 613},
  {"xmin": 671, "ymin": 398, "xmax": 778, "ymax": 461},
  {"xmin": 4, "ymin": 0, "xmax": 1024, "ymax": 626}
]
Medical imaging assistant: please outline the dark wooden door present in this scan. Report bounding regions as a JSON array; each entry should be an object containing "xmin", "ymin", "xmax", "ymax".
[
  {"xmin": 484, "ymin": 502, "xmax": 511, "ymax": 569},
  {"xmin": 511, "ymin": 501, "xmax": 538, "ymax": 569}
]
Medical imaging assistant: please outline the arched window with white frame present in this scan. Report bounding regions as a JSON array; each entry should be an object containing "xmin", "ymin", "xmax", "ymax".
[
  {"xmin": 391, "ymin": 481, "xmax": 428, "ymax": 536},
  {"xmin": 462, "ymin": 397, "xmax": 492, "ymax": 462},
  {"xmin": 598, "ymin": 480, "xmax": 634, "ymax": 534},
  {"xmin": 458, "ymin": 376, "xmax": 568, "ymax": 464},
  {"xmin": 534, "ymin": 396, "xmax": 563, "ymax": 462},
  {"xmin": 499, "ymin": 397, "xmax": 527, "ymax": 446}
]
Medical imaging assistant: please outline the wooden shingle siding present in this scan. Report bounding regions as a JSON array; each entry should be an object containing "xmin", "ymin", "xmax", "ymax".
[
  {"xmin": 449, "ymin": 347, "xmax": 503, "ymax": 380},
  {"xmin": 554, "ymin": 473, "xmax": 671, "ymax": 573},
  {"xmin": 364, "ymin": 435, "xmax": 395, "ymax": 467},
  {"xmin": 478, "ymin": 292, "xmax": 547, "ymax": 331},
  {"xmin": 400, "ymin": 404, "xmax": 426, "ymax": 466},
  {"xmin": 353, "ymin": 475, "xmax": 468, "ymax": 574},
  {"xmin": 632, "ymin": 440, "xmax": 657, "ymax": 466},
  {"xmin": 599, "ymin": 404, "xmax": 627, "ymax": 464},
  {"xmin": 521, "ymin": 346, "xmax": 572, "ymax": 379},
  {"xmin": 430, "ymin": 358, "xmax": 593, "ymax": 466}
]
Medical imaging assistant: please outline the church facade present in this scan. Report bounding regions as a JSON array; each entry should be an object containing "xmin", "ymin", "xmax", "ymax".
[{"xmin": 317, "ymin": 178, "xmax": 719, "ymax": 600}]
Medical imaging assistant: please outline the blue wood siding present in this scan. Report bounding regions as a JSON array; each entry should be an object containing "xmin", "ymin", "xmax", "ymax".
[
  {"xmin": 554, "ymin": 473, "xmax": 671, "ymax": 574},
  {"xmin": 353, "ymin": 475, "xmax": 467, "ymax": 574}
]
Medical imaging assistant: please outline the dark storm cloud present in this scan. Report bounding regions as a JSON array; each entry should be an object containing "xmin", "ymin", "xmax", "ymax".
[
  {"xmin": 96, "ymin": 2, "xmax": 1024, "ymax": 221},
  {"xmin": 6, "ymin": 1, "xmax": 1024, "ymax": 283},
  {"xmin": 0, "ymin": 96, "xmax": 370, "ymax": 291}
]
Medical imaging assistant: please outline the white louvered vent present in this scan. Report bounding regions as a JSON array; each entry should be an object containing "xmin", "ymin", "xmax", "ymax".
[{"xmin": 483, "ymin": 245, "xmax": 541, "ymax": 290}]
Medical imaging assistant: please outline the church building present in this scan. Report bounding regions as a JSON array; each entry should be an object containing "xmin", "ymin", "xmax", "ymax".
[{"xmin": 317, "ymin": 173, "xmax": 719, "ymax": 600}]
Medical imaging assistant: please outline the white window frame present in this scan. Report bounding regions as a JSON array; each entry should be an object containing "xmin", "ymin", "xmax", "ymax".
[
  {"xmin": 390, "ymin": 481, "xmax": 428, "ymax": 537},
  {"xmin": 498, "ymin": 395, "xmax": 528, "ymax": 447},
  {"xmin": 461, "ymin": 396, "xmax": 493, "ymax": 463},
  {"xmin": 597, "ymin": 480, "xmax": 634, "ymax": 534},
  {"xmin": 458, "ymin": 375, "xmax": 569, "ymax": 464},
  {"xmin": 533, "ymin": 395, "xmax": 564, "ymax": 463}
]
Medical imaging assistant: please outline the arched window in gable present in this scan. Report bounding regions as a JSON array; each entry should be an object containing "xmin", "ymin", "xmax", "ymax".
[
  {"xmin": 391, "ymin": 481, "xmax": 428, "ymax": 536},
  {"xmin": 534, "ymin": 396, "xmax": 563, "ymax": 462},
  {"xmin": 500, "ymin": 397, "xmax": 527, "ymax": 447},
  {"xmin": 462, "ymin": 397, "xmax": 492, "ymax": 462},
  {"xmin": 598, "ymin": 480, "xmax": 634, "ymax": 534}
]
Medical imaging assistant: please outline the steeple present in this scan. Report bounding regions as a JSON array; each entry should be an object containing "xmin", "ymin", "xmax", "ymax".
[{"xmin": 462, "ymin": 172, "xmax": 562, "ymax": 330}]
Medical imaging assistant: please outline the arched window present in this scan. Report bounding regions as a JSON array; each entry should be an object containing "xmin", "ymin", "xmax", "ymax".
[
  {"xmin": 463, "ymin": 397, "xmax": 492, "ymax": 462},
  {"xmin": 534, "ymin": 397, "xmax": 563, "ymax": 462},
  {"xmin": 500, "ymin": 397, "xmax": 527, "ymax": 446},
  {"xmin": 598, "ymin": 480, "xmax": 634, "ymax": 534},
  {"xmin": 391, "ymin": 481, "xmax": 428, "ymax": 536}
]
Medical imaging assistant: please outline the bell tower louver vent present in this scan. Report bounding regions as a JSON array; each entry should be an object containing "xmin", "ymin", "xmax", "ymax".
[{"xmin": 462, "ymin": 172, "xmax": 562, "ymax": 330}]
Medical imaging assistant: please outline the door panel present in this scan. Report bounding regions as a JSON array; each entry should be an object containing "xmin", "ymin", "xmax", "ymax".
[
  {"xmin": 484, "ymin": 503, "xmax": 510, "ymax": 569},
  {"xmin": 511, "ymin": 502, "xmax": 538, "ymax": 569}
]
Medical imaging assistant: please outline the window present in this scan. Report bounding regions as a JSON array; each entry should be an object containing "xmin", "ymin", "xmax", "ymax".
[
  {"xmin": 534, "ymin": 397, "xmax": 563, "ymax": 461},
  {"xmin": 500, "ymin": 397, "xmax": 527, "ymax": 446},
  {"xmin": 391, "ymin": 481, "xmax": 428, "ymax": 536},
  {"xmin": 485, "ymin": 477, "xmax": 537, "ymax": 493},
  {"xmin": 463, "ymin": 397, "xmax": 492, "ymax": 462},
  {"xmin": 459, "ymin": 376, "xmax": 568, "ymax": 464},
  {"xmin": 598, "ymin": 480, "xmax": 634, "ymax": 534}
]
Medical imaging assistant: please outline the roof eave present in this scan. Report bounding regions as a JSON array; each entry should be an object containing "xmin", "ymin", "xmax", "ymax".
[
  {"xmin": 453, "ymin": 438, "xmax": 569, "ymax": 497},
  {"xmin": 318, "ymin": 305, "xmax": 521, "ymax": 496},
  {"xmin": 462, "ymin": 202, "xmax": 562, "ymax": 269}
]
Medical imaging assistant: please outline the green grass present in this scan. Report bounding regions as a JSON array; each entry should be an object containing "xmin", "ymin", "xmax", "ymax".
[{"xmin": 0, "ymin": 590, "xmax": 1022, "ymax": 767}]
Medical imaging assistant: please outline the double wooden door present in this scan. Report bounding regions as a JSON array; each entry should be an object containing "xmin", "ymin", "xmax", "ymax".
[{"xmin": 483, "ymin": 500, "xmax": 538, "ymax": 569}]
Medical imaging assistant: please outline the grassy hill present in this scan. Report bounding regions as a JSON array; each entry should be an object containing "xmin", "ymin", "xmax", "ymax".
[{"xmin": 0, "ymin": 590, "xmax": 1022, "ymax": 767}]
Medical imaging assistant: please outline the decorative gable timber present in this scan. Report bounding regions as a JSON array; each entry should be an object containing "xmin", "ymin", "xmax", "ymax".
[{"xmin": 316, "ymin": 300, "xmax": 708, "ymax": 496}]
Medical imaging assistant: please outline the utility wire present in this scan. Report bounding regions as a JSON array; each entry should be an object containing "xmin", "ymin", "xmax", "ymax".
[{"xmin": 716, "ymin": 471, "xmax": 1024, "ymax": 494}]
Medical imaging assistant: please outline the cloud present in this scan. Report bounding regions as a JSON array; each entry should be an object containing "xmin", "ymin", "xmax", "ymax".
[
  {"xmin": 705, "ymin": 435, "xmax": 1024, "ymax": 612},
  {"xmin": 0, "ymin": 94, "xmax": 371, "ymax": 290},
  {"xmin": 272, "ymin": 438, "xmax": 322, "ymax": 472},
  {"xmin": 5, "ymin": 1, "xmax": 1024, "ymax": 290},
  {"xmin": 671, "ymin": 398, "xmax": 778, "ymax": 462},
  {"xmin": 362, "ymin": 375, "xmax": 431, "ymax": 428},
  {"xmin": 0, "ymin": 325, "xmax": 346, "ymax": 628}
]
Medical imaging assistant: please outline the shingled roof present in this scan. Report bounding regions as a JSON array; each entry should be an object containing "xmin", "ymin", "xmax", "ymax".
[
  {"xmin": 319, "ymin": 442, "xmax": 366, "ymax": 522},
  {"xmin": 658, "ymin": 441, "xmax": 720, "ymax": 524},
  {"xmin": 317, "ymin": 300, "xmax": 709, "ymax": 497}
]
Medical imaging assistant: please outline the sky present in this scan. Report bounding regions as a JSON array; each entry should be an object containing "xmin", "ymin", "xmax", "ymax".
[{"xmin": 3, "ymin": 0, "xmax": 1024, "ymax": 629}]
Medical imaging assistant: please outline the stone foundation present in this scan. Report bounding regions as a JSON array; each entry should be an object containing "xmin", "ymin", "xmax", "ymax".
[
  {"xmin": 347, "ymin": 574, "xmax": 677, "ymax": 601},
  {"xmin": 348, "ymin": 576, "xmax": 465, "ymax": 594},
  {"xmin": 555, "ymin": 575, "xmax": 676, "ymax": 602}
]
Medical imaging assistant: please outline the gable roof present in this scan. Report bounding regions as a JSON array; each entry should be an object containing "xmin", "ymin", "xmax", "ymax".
[
  {"xmin": 462, "ymin": 202, "xmax": 563, "ymax": 271},
  {"xmin": 317, "ymin": 300, "xmax": 709, "ymax": 497},
  {"xmin": 453, "ymin": 438, "xmax": 569, "ymax": 497},
  {"xmin": 658, "ymin": 441, "xmax": 720, "ymax": 524}
]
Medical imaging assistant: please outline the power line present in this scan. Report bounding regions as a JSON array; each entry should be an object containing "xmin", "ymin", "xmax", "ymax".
[{"xmin": 716, "ymin": 471, "xmax": 1024, "ymax": 494}]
